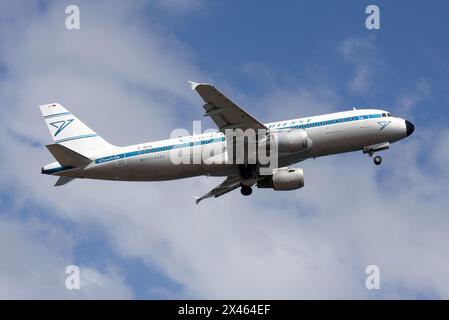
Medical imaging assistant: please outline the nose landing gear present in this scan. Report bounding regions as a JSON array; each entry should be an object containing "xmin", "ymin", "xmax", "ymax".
[
  {"xmin": 373, "ymin": 155, "xmax": 382, "ymax": 165},
  {"xmin": 363, "ymin": 143, "xmax": 389, "ymax": 166},
  {"xmin": 368, "ymin": 150, "xmax": 382, "ymax": 165}
]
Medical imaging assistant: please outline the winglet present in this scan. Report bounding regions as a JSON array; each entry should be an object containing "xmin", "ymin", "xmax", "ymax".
[
  {"xmin": 188, "ymin": 80, "xmax": 201, "ymax": 90},
  {"xmin": 193, "ymin": 196, "xmax": 202, "ymax": 205}
]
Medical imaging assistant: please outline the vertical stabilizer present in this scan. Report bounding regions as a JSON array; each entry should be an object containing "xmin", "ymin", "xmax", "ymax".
[{"xmin": 39, "ymin": 103, "xmax": 115, "ymax": 156}]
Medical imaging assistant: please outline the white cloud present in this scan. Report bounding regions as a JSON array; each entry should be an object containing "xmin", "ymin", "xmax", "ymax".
[
  {"xmin": 339, "ymin": 37, "xmax": 383, "ymax": 96},
  {"xmin": 153, "ymin": 0, "xmax": 203, "ymax": 12},
  {"xmin": 0, "ymin": 218, "xmax": 132, "ymax": 299},
  {"xmin": 395, "ymin": 78, "xmax": 431, "ymax": 115},
  {"xmin": 0, "ymin": 0, "xmax": 448, "ymax": 300}
]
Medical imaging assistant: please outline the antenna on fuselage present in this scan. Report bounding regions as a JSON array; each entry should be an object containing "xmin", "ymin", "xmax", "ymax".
[{"xmin": 352, "ymin": 107, "xmax": 357, "ymax": 110}]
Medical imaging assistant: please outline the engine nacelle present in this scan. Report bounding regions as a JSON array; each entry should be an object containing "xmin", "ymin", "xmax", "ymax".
[
  {"xmin": 257, "ymin": 167, "xmax": 305, "ymax": 191},
  {"xmin": 270, "ymin": 129, "xmax": 311, "ymax": 154}
]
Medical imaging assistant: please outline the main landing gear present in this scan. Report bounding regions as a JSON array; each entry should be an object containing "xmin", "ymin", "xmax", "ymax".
[
  {"xmin": 241, "ymin": 185, "xmax": 253, "ymax": 196},
  {"xmin": 239, "ymin": 164, "xmax": 256, "ymax": 196}
]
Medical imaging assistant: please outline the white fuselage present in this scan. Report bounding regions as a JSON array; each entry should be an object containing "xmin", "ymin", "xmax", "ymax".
[{"xmin": 42, "ymin": 109, "xmax": 409, "ymax": 181}]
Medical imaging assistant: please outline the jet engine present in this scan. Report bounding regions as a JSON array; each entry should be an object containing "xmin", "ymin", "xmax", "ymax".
[
  {"xmin": 270, "ymin": 129, "xmax": 311, "ymax": 154},
  {"xmin": 257, "ymin": 167, "xmax": 305, "ymax": 190}
]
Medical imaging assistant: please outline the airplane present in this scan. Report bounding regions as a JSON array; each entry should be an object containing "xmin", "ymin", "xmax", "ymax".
[{"xmin": 40, "ymin": 81, "xmax": 415, "ymax": 203}]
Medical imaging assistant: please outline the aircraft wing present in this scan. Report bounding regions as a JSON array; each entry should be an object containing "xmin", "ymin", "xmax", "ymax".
[
  {"xmin": 189, "ymin": 81, "xmax": 267, "ymax": 132},
  {"xmin": 195, "ymin": 176, "xmax": 241, "ymax": 204}
]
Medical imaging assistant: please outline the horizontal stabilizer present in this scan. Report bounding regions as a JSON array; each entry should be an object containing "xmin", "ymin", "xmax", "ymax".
[
  {"xmin": 54, "ymin": 176, "xmax": 75, "ymax": 187},
  {"xmin": 46, "ymin": 144, "xmax": 92, "ymax": 167}
]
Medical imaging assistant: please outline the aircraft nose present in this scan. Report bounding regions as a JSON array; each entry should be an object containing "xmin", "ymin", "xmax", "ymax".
[{"xmin": 405, "ymin": 120, "xmax": 415, "ymax": 137}]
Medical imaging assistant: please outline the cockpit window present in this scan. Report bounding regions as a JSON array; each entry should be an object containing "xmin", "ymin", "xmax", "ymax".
[
  {"xmin": 382, "ymin": 113, "xmax": 387, "ymax": 117},
  {"xmin": 387, "ymin": 112, "xmax": 394, "ymax": 117}
]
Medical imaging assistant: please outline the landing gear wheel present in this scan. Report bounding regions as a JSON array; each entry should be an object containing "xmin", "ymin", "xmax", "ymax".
[
  {"xmin": 373, "ymin": 155, "xmax": 382, "ymax": 165},
  {"xmin": 241, "ymin": 186, "xmax": 253, "ymax": 196},
  {"xmin": 239, "ymin": 165, "xmax": 254, "ymax": 179}
]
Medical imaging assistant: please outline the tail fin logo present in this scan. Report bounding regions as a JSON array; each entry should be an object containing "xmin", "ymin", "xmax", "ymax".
[{"xmin": 50, "ymin": 119, "xmax": 74, "ymax": 136}]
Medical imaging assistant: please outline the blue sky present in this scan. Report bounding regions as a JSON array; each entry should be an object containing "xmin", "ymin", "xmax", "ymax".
[
  {"xmin": 163, "ymin": 1, "xmax": 448, "ymax": 103},
  {"xmin": 140, "ymin": 0, "xmax": 449, "ymax": 132},
  {"xmin": 0, "ymin": 0, "xmax": 449, "ymax": 299}
]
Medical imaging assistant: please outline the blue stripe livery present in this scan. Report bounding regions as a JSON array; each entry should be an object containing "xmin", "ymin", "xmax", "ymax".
[
  {"xmin": 94, "ymin": 113, "xmax": 384, "ymax": 165},
  {"xmin": 95, "ymin": 137, "xmax": 226, "ymax": 164},
  {"xmin": 55, "ymin": 133, "xmax": 98, "ymax": 143},
  {"xmin": 44, "ymin": 112, "xmax": 71, "ymax": 119}
]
